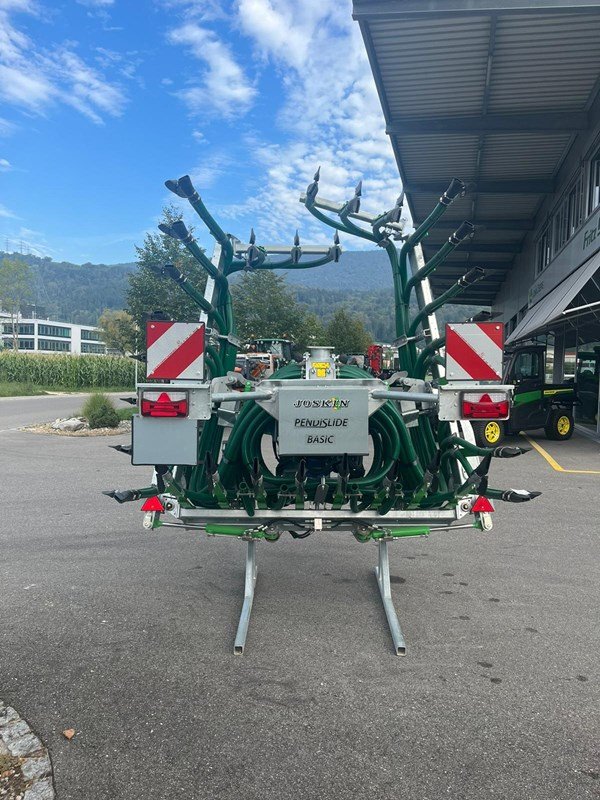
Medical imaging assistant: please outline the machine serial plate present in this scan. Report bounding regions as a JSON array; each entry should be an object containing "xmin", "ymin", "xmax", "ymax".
[{"xmin": 277, "ymin": 386, "xmax": 369, "ymax": 455}]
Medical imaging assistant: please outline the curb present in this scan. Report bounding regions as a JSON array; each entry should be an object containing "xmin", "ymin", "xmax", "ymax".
[{"xmin": 0, "ymin": 700, "xmax": 55, "ymax": 799}]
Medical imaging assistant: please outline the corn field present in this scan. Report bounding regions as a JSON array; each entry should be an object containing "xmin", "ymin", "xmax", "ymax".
[{"xmin": 0, "ymin": 352, "xmax": 136, "ymax": 389}]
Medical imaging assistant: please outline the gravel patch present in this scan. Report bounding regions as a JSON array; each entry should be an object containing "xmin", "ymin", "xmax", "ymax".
[
  {"xmin": 22, "ymin": 420, "xmax": 131, "ymax": 437},
  {"xmin": 0, "ymin": 702, "xmax": 54, "ymax": 800}
]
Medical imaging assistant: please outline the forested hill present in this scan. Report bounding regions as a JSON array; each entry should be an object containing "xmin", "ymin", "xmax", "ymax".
[
  {"xmin": 1, "ymin": 252, "xmax": 137, "ymax": 325},
  {"xmin": 1, "ymin": 250, "xmax": 484, "ymax": 341},
  {"xmin": 3, "ymin": 249, "xmax": 391, "ymax": 323},
  {"xmin": 282, "ymin": 250, "xmax": 394, "ymax": 289}
]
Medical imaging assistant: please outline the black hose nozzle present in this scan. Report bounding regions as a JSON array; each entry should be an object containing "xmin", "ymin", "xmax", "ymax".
[
  {"xmin": 441, "ymin": 177, "xmax": 467, "ymax": 205},
  {"xmin": 109, "ymin": 443, "xmax": 132, "ymax": 456},
  {"xmin": 158, "ymin": 222, "xmax": 174, "ymax": 238},
  {"xmin": 500, "ymin": 489, "xmax": 542, "ymax": 503},
  {"xmin": 246, "ymin": 228, "xmax": 265, "ymax": 267},
  {"xmin": 331, "ymin": 230, "xmax": 341, "ymax": 262},
  {"xmin": 251, "ymin": 457, "xmax": 263, "ymax": 488},
  {"xmin": 291, "ymin": 229, "xmax": 302, "ymax": 264},
  {"xmin": 459, "ymin": 267, "xmax": 485, "ymax": 286},
  {"xmin": 345, "ymin": 180, "xmax": 362, "ymax": 215},
  {"xmin": 102, "ymin": 489, "xmax": 140, "ymax": 504},
  {"xmin": 305, "ymin": 166, "xmax": 320, "ymax": 203},
  {"xmin": 165, "ymin": 174, "xmax": 199, "ymax": 201},
  {"xmin": 162, "ymin": 263, "xmax": 184, "ymax": 283},
  {"xmin": 449, "ymin": 220, "xmax": 475, "ymax": 245},
  {"xmin": 295, "ymin": 459, "xmax": 307, "ymax": 489},
  {"xmin": 467, "ymin": 310, "xmax": 499, "ymax": 323},
  {"xmin": 492, "ymin": 446, "xmax": 530, "ymax": 458},
  {"xmin": 158, "ymin": 220, "xmax": 192, "ymax": 244}
]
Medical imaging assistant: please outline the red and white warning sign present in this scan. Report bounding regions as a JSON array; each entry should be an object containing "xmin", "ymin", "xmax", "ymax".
[
  {"xmin": 445, "ymin": 322, "xmax": 504, "ymax": 381},
  {"xmin": 146, "ymin": 322, "xmax": 205, "ymax": 380}
]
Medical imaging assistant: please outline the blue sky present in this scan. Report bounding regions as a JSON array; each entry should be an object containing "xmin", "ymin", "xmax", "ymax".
[{"xmin": 0, "ymin": 0, "xmax": 400, "ymax": 264}]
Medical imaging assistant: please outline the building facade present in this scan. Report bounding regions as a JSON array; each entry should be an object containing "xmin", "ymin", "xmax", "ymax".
[
  {"xmin": 354, "ymin": 0, "xmax": 600, "ymax": 436},
  {"xmin": 1, "ymin": 316, "xmax": 107, "ymax": 355}
]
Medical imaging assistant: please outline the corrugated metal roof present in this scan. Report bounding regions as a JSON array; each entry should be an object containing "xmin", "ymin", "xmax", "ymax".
[
  {"xmin": 480, "ymin": 133, "xmax": 572, "ymax": 179},
  {"xmin": 354, "ymin": 0, "xmax": 600, "ymax": 305}
]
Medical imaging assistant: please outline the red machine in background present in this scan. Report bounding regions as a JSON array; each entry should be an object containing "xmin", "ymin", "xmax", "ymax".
[{"xmin": 366, "ymin": 344, "xmax": 383, "ymax": 375}]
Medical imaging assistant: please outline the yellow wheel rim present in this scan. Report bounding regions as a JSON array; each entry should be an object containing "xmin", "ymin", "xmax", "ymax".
[
  {"xmin": 557, "ymin": 415, "xmax": 571, "ymax": 435},
  {"xmin": 484, "ymin": 421, "xmax": 501, "ymax": 444}
]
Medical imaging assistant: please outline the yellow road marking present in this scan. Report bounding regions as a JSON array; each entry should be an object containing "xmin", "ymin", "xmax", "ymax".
[{"xmin": 521, "ymin": 434, "xmax": 600, "ymax": 475}]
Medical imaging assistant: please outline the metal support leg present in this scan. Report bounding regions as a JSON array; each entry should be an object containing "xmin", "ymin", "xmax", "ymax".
[
  {"xmin": 234, "ymin": 539, "xmax": 257, "ymax": 654},
  {"xmin": 374, "ymin": 539, "xmax": 406, "ymax": 656}
]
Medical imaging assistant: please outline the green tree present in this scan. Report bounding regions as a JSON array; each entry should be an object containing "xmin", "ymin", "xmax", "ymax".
[
  {"xmin": 325, "ymin": 307, "xmax": 372, "ymax": 355},
  {"xmin": 126, "ymin": 206, "xmax": 208, "ymax": 339},
  {"xmin": 98, "ymin": 309, "xmax": 137, "ymax": 354},
  {"xmin": 0, "ymin": 258, "xmax": 34, "ymax": 350},
  {"xmin": 231, "ymin": 271, "xmax": 326, "ymax": 351}
]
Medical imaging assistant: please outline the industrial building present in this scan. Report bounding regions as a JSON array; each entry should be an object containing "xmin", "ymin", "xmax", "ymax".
[
  {"xmin": 0, "ymin": 316, "xmax": 107, "ymax": 355},
  {"xmin": 354, "ymin": 0, "xmax": 600, "ymax": 436}
]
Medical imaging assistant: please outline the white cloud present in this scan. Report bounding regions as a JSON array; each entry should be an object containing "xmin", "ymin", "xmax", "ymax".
[
  {"xmin": 224, "ymin": 0, "xmax": 398, "ymax": 246},
  {"xmin": 0, "ymin": 2, "xmax": 127, "ymax": 123},
  {"xmin": 0, "ymin": 117, "xmax": 15, "ymax": 136},
  {"xmin": 0, "ymin": 157, "xmax": 11, "ymax": 170},
  {"xmin": 0, "ymin": 203, "xmax": 18, "ymax": 218},
  {"xmin": 167, "ymin": 22, "xmax": 256, "ymax": 117}
]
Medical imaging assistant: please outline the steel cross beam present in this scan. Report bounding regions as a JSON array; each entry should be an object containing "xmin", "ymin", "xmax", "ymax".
[
  {"xmin": 405, "ymin": 179, "xmax": 555, "ymax": 194},
  {"xmin": 386, "ymin": 111, "xmax": 589, "ymax": 135},
  {"xmin": 298, "ymin": 193, "xmax": 405, "ymax": 236}
]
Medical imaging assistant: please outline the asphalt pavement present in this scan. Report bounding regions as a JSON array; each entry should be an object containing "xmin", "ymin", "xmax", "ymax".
[{"xmin": 0, "ymin": 410, "xmax": 599, "ymax": 799}]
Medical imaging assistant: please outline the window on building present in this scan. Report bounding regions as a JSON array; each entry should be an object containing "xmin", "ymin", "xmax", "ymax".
[
  {"xmin": 81, "ymin": 329, "xmax": 101, "ymax": 341},
  {"xmin": 508, "ymin": 314, "xmax": 518, "ymax": 335},
  {"xmin": 81, "ymin": 342, "xmax": 106, "ymax": 354},
  {"xmin": 38, "ymin": 339, "xmax": 70, "ymax": 352},
  {"xmin": 567, "ymin": 172, "xmax": 584, "ymax": 237},
  {"xmin": 2, "ymin": 322, "xmax": 35, "ymax": 336},
  {"xmin": 2, "ymin": 323, "xmax": 34, "ymax": 335},
  {"xmin": 18, "ymin": 338, "xmax": 34, "ymax": 350},
  {"xmin": 553, "ymin": 196, "xmax": 569, "ymax": 253},
  {"xmin": 535, "ymin": 223, "xmax": 552, "ymax": 276},
  {"xmin": 589, "ymin": 150, "xmax": 600, "ymax": 214},
  {"xmin": 38, "ymin": 324, "xmax": 71, "ymax": 338},
  {"xmin": 518, "ymin": 304, "xmax": 528, "ymax": 322}
]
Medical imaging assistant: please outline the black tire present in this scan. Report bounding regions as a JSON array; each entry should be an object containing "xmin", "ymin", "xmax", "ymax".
[
  {"xmin": 471, "ymin": 420, "xmax": 505, "ymax": 448},
  {"xmin": 544, "ymin": 409, "xmax": 574, "ymax": 440}
]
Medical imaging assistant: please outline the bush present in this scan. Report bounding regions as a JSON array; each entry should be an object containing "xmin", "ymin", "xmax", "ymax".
[{"xmin": 81, "ymin": 393, "xmax": 120, "ymax": 429}]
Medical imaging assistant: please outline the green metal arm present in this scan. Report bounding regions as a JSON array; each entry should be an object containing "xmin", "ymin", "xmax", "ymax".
[
  {"xmin": 403, "ymin": 220, "xmax": 474, "ymax": 304},
  {"xmin": 165, "ymin": 175, "xmax": 234, "ymax": 263},
  {"xmin": 408, "ymin": 268, "xmax": 485, "ymax": 335}
]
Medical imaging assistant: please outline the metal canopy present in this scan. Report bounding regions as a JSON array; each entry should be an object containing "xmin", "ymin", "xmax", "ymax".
[
  {"xmin": 353, "ymin": 0, "xmax": 600, "ymax": 305},
  {"xmin": 506, "ymin": 250, "xmax": 600, "ymax": 342}
]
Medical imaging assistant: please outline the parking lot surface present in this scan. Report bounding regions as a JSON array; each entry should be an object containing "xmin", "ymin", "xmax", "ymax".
[{"xmin": 1, "ymin": 424, "xmax": 598, "ymax": 799}]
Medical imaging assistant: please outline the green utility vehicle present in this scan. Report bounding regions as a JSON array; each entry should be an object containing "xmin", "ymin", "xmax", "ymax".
[{"xmin": 472, "ymin": 343, "xmax": 576, "ymax": 446}]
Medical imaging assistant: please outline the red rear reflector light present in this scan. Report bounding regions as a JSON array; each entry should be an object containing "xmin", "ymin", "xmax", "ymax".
[
  {"xmin": 141, "ymin": 496, "xmax": 164, "ymax": 512},
  {"xmin": 461, "ymin": 391, "xmax": 508, "ymax": 419},
  {"xmin": 471, "ymin": 496, "xmax": 494, "ymax": 513},
  {"xmin": 141, "ymin": 390, "xmax": 188, "ymax": 418}
]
